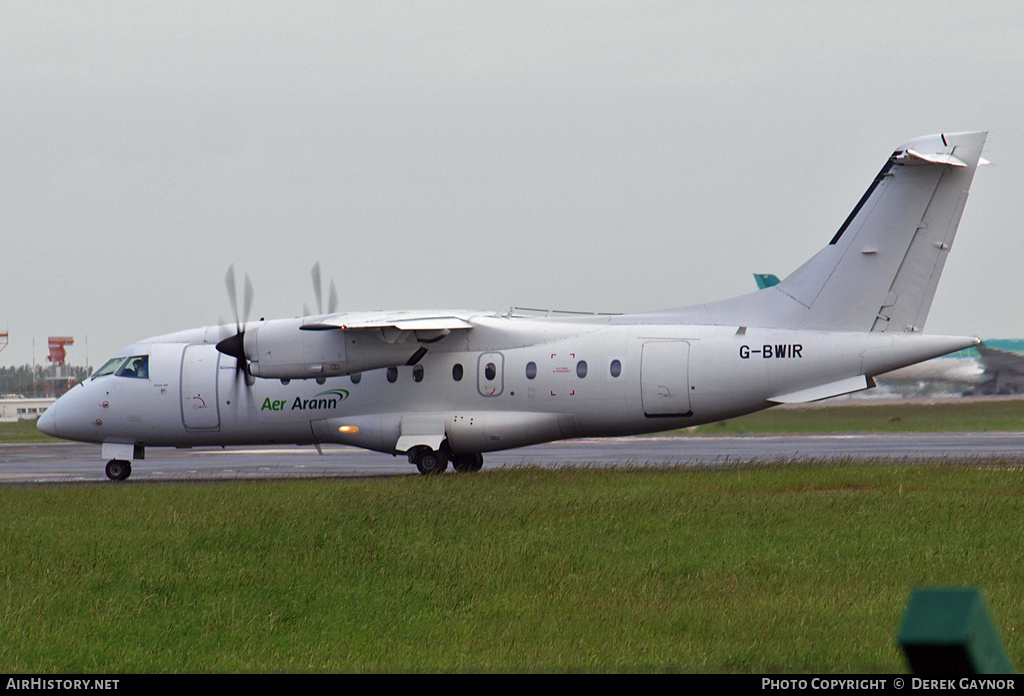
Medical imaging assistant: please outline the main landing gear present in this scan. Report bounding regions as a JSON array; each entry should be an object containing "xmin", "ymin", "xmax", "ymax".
[
  {"xmin": 408, "ymin": 445, "xmax": 484, "ymax": 475},
  {"xmin": 105, "ymin": 459, "xmax": 132, "ymax": 481},
  {"xmin": 452, "ymin": 452, "xmax": 484, "ymax": 473}
]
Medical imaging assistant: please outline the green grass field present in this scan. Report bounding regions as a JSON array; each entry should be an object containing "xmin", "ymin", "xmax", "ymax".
[
  {"xmin": 3, "ymin": 399, "xmax": 1023, "ymax": 672},
  {"xmin": 0, "ymin": 418, "xmax": 62, "ymax": 444},
  {"xmin": 683, "ymin": 399, "xmax": 1024, "ymax": 435},
  {"xmin": 2, "ymin": 464, "xmax": 1022, "ymax": 673}
]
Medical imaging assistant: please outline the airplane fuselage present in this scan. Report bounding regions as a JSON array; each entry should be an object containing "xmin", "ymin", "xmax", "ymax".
[{"xmin": 41, "ymin": 313, "xmax": 973, "ymax": 457}]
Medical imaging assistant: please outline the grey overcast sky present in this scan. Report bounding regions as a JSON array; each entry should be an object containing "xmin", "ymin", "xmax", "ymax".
[{"xmin": 2, "ymin": 1, "xmax": 1022, "ymax": 368}]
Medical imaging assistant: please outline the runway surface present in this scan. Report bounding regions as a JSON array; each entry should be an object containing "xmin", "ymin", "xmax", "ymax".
[{"xmin": 2, "ymin": 432, "xmax": 1023, "ymax": 484}]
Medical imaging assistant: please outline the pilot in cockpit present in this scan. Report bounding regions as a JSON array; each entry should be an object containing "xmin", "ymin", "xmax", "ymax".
[
  {"xmin": 122, "ymin": 357, "xmax": 148, "ymax": 379},
  {"xmin": 134, "ymin": 358, "xmax": 148, "ymax": 379}
]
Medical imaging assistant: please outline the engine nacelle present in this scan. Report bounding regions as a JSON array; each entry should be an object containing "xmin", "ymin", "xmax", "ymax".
[{"xmin": 241, "ymin": 319, "xmax": 422, "ymax": 380}]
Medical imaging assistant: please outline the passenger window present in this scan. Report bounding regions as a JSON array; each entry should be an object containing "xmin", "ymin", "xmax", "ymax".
[
  {"xmin": 526, "ymin": 361, "xmax": 537, "ymax": 380},
  {"xmin": 452, "ymin": 363, "xmax": 463, "ymax": 381},
  {"xmin": 413, "ymin": 365, "xmax": 424, "ymax": 383},
  {"xmin": 576, "ymin": 360, "xmax": 588, "ymax": 378},
  {"xmin": 115, "ymin": 355, "xmax": 149, "ymax": 379},
  {"xmin": 610, "ymin": 359, "xmax": 622, "ymax": 378},
  {"xmin": 350, "ymin": 372, "xmax": 361, "ymax": 384},
  {"xmin": 387, "ymin": 367, "xmax": 398, "ymax": 383},
  {"xmin": 485, "ymin": 362, "xmax": 496, "ymax": 381}
]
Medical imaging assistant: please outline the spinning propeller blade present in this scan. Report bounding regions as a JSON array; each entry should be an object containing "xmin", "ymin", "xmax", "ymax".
[
  {"xmin": 216, "ymin": 264, "xmax": 256, "ymax": 390},
  {"xmin": 307, "ymin": 262, "xmax": 339, "ymax": 316}
]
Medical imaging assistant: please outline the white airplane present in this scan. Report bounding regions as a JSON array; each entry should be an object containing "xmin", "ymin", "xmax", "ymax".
[
  {"xmin": 875, "ymin": 340, "xmax": 1024, "ymax": 394},
  {"xmin": 39, "ymin": 131, "xmax": 989, "ymax": 480}
]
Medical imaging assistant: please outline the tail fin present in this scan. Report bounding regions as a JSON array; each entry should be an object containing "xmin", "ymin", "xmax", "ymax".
[
  {"xmin": 779, "ymin": 131, "xmax": 987, "ymax": 332},
  {"xmin": 661, "ymin": 132, "xmax": 988, "ymax": 332}
]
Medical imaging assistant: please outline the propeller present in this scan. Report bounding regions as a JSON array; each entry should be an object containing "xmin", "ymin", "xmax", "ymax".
[
  {"xmin": 308, "ymin": 262, "xmax": 338, "ymax": 316},
  {"xmin": 216, "ymin": 264, "xmax": 256, "ymax": 389}
]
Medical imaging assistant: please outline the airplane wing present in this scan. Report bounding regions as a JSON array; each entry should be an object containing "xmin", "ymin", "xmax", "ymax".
[
  {"xmin": 976, "ymin": 344, "xmax": 1024, "ymax": 377},
  {"xmin": 300, "ymin": 310, "xmax": 476, "ymax": 332},
  {"xmin": 300, "ymin": 310, "xmax": 477, "ymax": 345},
  {"xmin": 876, "ymin": 342, "xmax": 1024, "ymax": 393}
]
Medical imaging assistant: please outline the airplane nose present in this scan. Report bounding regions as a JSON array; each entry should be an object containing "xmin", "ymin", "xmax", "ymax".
[{"xmin": 37, "ymin": 404, "xmax": 59, "ymax": 438}]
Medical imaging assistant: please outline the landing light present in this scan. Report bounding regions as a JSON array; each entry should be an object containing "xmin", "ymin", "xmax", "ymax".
[{"xmin": 338, "ymin": 425, "xmax": 360, "ymax": 434}]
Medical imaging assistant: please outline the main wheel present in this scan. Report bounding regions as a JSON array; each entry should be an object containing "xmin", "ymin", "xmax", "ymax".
[
  {"xmin": 451, "ymin": 453, "xmax": 484, "ymax": 473},
  {"xmin": 105, "ymin": 459, "xmax": 132, "ymax": 481},
  {"xmin": 414, "ymin": 448, "xmax": 448, "ymax": 475}
]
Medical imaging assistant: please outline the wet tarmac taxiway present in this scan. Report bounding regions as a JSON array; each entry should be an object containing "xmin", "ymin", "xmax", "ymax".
[{"xmin": 2, "ymin": 432, "xmax": 1023, "ymax": 484}]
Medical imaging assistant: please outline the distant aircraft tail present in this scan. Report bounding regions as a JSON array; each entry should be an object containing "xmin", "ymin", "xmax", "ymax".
[
  {"xmin": 753, "ymin": 273, "xmax": 781, "ymax": 290},
  {"xmin": 663, "ymin": 132, "xmax": 988, "ymax": 332}
]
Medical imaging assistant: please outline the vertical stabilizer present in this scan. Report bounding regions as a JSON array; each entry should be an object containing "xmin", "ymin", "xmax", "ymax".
[
  {"xmin": 777, "ymin": 131, "xmax": 987, "ymax": 332},
  {"xmin": 637, "ymin": 132, "xmax": 987, "ymax": 332}
]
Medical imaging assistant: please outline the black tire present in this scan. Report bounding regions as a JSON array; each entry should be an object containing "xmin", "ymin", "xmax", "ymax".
[
  {"xmin": 452, "ymin": 453, "xmax": 483, "ymax": 473},
  {"xmin": 105, "ymin": 459, "xmax": 132, "ymax": 481},
  {"xmin": 415, "ymin": 449, "xmax": 448, "ymax": 475}
]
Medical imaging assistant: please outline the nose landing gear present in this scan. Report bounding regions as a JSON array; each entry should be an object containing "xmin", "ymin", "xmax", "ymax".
[
  {"xmin": 105, "ymin": 459, "xmax": 132, "ymax": 481},
  {"xmin": 101, "ymin": 443, "xmax": 143, "ymax": 481}
]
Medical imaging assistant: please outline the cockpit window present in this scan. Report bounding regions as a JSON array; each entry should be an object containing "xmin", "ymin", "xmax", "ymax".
[
  {"xmin": 92, "ymin": 357, "xmax": 127, "ymax": 379},
  {"xmin": 115, "ymin": 355, "xmax": 150, "ymax": 379}
]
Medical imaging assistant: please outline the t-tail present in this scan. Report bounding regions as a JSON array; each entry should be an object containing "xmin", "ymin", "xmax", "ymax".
[{"xmin": 660, "ymin": 131, "xmax": 988, "ymax": 333}]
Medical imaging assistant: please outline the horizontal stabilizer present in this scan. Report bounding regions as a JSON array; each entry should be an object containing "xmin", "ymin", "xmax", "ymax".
[
  {"xmin": 768, "ymin": 375, "xmax": 875, "ymax": 404},
  {"xmin": 898, "ymin": 149, "xmax": 968, "ymax": 167}
]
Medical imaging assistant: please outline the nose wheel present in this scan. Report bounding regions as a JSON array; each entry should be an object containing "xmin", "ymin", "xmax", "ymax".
[{"xmin": 105, "ymin": 459, "xmax": 132, "ymax": 481}]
